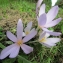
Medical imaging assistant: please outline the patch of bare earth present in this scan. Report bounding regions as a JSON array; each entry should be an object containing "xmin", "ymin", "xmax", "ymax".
[{"xmin": 0, "ymin": 9, "xmax": 37, "ymax": 30}]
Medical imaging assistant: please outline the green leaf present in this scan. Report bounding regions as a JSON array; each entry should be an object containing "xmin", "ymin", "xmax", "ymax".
[
  {"xmin": 18, "ymin": 55, "xmax": 32, "ymax": 63},
  {"xmin": 47, "ymin": 58, "xmax": 51, "ymax": 63},
  {"xmin": 18, "ymin": 57, "xmax": 23, "ymax": 63},
  {"xmin": 6, "ymin": 41, "xmax": 13, "ymax": 44},
  {"xmin": 0, "ymin": 43, "xmax": 5, "ymax": 49},
  {"xmin": 32, "ymin": 61, "xmax": 38, "ymax": 63},
  {"xmin": 61, "ymin": 25, "xmax": 63, "ymax": 33},
  {"xmin": 2, "ymin": 58, "xmax": 16, "ymax": 63}
]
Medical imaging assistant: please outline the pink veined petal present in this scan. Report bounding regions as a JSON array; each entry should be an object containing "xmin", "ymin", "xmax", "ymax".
[
  {"xmin": 45, "ymin": 18, "xmax": 62, "ymax": 28},
  {"xmin": 9, "ymin": 45, "xmax": 20, "ymax": 58},
  {"xmin": 7, "ymin": 31, "xmax": 17, "ymax": 42},
  {"xmin": 36, "ymin": 0, "xmax": 43, "ymax": 14},
  {"xmin": 17, "ymin": 19, "xmax": 23, "ymax": 40},
  {"xmin": 23, "ymin": 29, "xmax": 37, "ymax": 43},
  {"xmin": 46, "ymin": 5, "xmax": 59, "ymax": 23},
  {"xmin": 21, "ymin": 44, "xmax": 33, "ymax": 54},
  {"xmin": 42, "ymin": 28, "xmax": 61, "ymax": 36},
  {"xmin": 0, "ymin": 44, "xmax": 16, "ymax": 59},
  {"xmin": 38, "ymin": 13, "xmax": 46, "ymax": 26},
  {"xmin": 39, "ymin": 4, "xmax": 45, "ymax": 16}
]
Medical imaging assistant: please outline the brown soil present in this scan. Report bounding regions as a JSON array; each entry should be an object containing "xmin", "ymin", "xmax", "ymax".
[{"xmin": 0, "ymin": 9, "xmax": 37, "ymax": 31}]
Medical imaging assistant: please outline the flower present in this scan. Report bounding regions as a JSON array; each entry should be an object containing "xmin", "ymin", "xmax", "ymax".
[
  {"xmin": 37, "ymin": 5, "xmax": 62, "ymax": 36},
  {"xmin": 0, "ymin": 19, "xmax": 37, "ymax": 59},
  {"xmin": 23, "ymin": 21, "xmax": 33, "ymax": 36},
  {"xmin": 39, "ymin": 32, "xmax": 61, "ymax": 48}
]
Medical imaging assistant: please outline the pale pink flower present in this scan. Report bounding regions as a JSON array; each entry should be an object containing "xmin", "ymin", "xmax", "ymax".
[
  {"xmin": 0, "ymin": 19, "xmax": 37, "ymax": 59},
  {"xmin": 39, "ymin": 32, "xmax": 61, "ymax": 48}
]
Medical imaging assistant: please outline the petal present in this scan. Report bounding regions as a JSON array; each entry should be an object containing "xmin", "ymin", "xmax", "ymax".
[
  {"xmin": 38, "ymin": 13, "xmax": 46, "ymax": 26},
  {"xmin": 41, "ymin": 38, "xmax": 60, "ymax": 47},
  {"xmin": 23, "ymin": 28, "xmax": 37, "ymax": 43},
  {"xmin": 23, "ymin": 32, "xmax": 26, "ymax": 36},
  {"xmin": 41, "ymin": 42, "xmax": 56, "ymax": 48},
  {"xmin": 39, "ymin": 4, "xmax": 45, "ymax": 16},
  {"xmin": 27, "ymin": 21, "xmax": 32, "ymax": 30},
  {"xmin": 24, "ymin": 21, "xmax": 32, "ymax": 33},
  {"xmin": 0, "ymin": 44, "xmax": 16, "ymax": 59},
  {"xmin": 45, "ymin": 32, "xmax": 50, "ymax": 38},
  {"xmin": 36, "ymin": 0, "xmax": 43, "ymax": 14},
  {"xmin": 17, "ymin": 19, "xmax": 23, "ymax": 40},
  {"xmin": 24, "ymin": 27, "xmax": 30, "ymax": 35},
  {"xmin": 39, "ymin": 31, "xmax": 46, "ymax": 40},
  {"xmin": 7, "ymin": 31, "xmax": 17, "ymax": 42},
  {"xmin": 43, "ymin": 28, "xmax": 61, "ymax": 36},
  {"xmin": 45, "ymin": 18, "xmax": 62, "ymax": 28},
  {"xmin": 46, "ymin": 38, "xmax": 61, "ymax": 43},
  {"xmin": 9, "ymin": 46, "xmax": 20, "ymax": 58},
  {"xmin": 21, "ymin": 44, "xmax": 33, "ymax": 54},
  {"xmin": 46, "ymin": 6, "xmax": 59, "ymax": 23}
]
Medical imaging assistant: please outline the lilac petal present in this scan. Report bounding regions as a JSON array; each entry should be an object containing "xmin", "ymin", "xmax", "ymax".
[
  {"xmin": 42, "ymin": 28, "xmax": 61, "ymax": 36},
  {"xmin": 21, "ymin": 44, "xmax": 33, "ymax": 54},
  {"xmin": 23, "ymin": 32, "xmax": 26, "ymax": 36},
  {"xmin": 41, "ymin": 43, "xmax": 52, "ymax": 48},
  {"xmin": 45, "ymin": 18, "xmax": 62, "ymax": 28},
  {"xmin": 47, "ymin": 38, "xmax": 61, "ymax": 43},
  {"xmin": 45, "ymin": 33, "xmax": 50, "ymax": 38},
  {"xmin": 39, "ymin": 4, "xmax": 45, "ymax": 16},
  {"xmin": 36, "ymin": 0, "xmax": 43, "ymax": 14},
  {"xmin": 27, "ymin": 21, "xmax": 32, "ymax": 30},
  {"xmin": 23, "ymin": 28, "xmax": 37, "ymax": 43},
  {"xmin": 46, "ymin": 6, "xmax": 59, "ymax": 23},
  {"xmin": 24, "ymin": 21, "xmax": 32, "ymax": 33},
  {"xmin": 41, "ymin": 42, "xmax": 56, "ymax": 48},
  {"xmin": 42, "ymin": 38, "xmax": 60, "ymax": 47},
  {"xmin": 7, "ymin": 31, "xmax": 17, "ymax": 42},
  {"xmin": 9, "ymin": 45, "xmax": 20, "ymax": 58},
  {"xmin": 0, "ymin": 44, "xmax": 16, "ymax": 59},
  {"xmin": 17, "ymin": 19, "xmax": 23, "ymax": 40},
  {"xmin": 39, "ymin": 31, "xmax": 46, "ymax": 40},
  {"xmin": 24, "ymin": 27, "xmax": 30, "ymax": 35},
  {"xmin": 38, "ymin": 13, "xmax": 46, "ymax": 26}
]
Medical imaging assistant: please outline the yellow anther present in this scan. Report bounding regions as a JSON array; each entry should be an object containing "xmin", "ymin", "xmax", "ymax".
[
  {"xmin": 17, "ymin": 40, "xmax": 23, "ymax": 46},
  {"xmin": 39, "ymin": 37, "xmax": 46, "ymax": 42},
  {"xmin": 25, "ymin": 31, "xmax": 29, "ymax": 35}
]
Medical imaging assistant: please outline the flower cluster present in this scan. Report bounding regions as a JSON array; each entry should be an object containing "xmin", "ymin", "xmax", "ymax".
[{"xmin": 0, "ymin": 0, "xmax": 62, "ymax": 59}]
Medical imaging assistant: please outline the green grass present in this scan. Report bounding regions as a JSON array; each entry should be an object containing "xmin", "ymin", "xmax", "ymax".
[{"xmin": 0, "ymin": 0, "xmax": 63, "ymax": 63}]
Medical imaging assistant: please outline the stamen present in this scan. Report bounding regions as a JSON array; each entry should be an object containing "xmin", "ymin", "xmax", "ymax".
[
  {"xmin": 38, "ymin": 25, "xmax": 43, "ymax": 28},
  {"xmin": 39, "ymin": 37, "xmax": 46, "ymax": 42},
  {"xmin": 17, "ymin": 40, "xmax": 23, "ymax": 46},
  {"xmin": 25, "ymin": 31, "xmax": 29, "ymax": 35}
]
